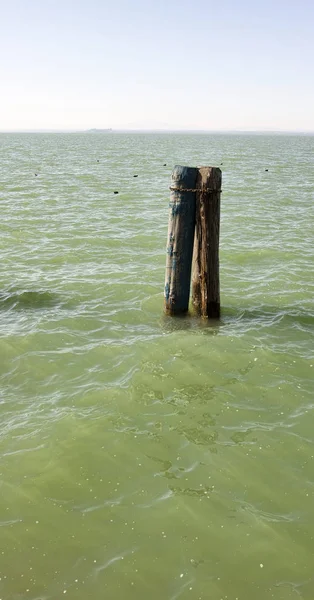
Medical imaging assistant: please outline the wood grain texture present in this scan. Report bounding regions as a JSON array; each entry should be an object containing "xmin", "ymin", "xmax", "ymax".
[
  {"xmin": 164, "ymin": 165, "xmax": 198, "ymax": 315},
  {"xmin": 192, "ymin": 167, "xmax": 221, "ymax": 318}
]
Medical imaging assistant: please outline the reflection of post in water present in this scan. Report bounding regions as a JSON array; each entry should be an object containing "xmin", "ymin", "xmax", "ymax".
[
  {"xmin": 164, "ymin": 165, "xmax": 222, "ymax": 319},
  {"xmin": 160, "ymin": 312, "xmax": 221, "ymax": 334}
]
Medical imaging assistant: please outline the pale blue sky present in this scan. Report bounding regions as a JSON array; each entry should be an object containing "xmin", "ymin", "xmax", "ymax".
[{"xmin": 1, "ymin": 0, "xmax": 314, "ymax": 131}]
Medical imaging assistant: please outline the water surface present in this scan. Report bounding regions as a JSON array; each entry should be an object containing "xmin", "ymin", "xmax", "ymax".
[{"xmin": 0, "ymin": 132, "xmax": 313, "ymax": 599}]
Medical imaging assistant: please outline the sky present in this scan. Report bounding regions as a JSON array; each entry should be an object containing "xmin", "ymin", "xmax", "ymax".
[{"xmin": 1, "ymin": 0, "xmax": 314, "ymax": 131}]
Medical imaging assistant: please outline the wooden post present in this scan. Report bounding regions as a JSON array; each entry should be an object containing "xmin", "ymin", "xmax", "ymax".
[
  {"xmin": 192, "ymin": 167, "xmax": 221, "ymax": 318},
  {"xmin": 164, "ymin": 165, "xmax": 198, "ymax": 315}
]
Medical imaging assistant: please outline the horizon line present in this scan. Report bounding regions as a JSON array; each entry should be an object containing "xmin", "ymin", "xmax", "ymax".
[{"xmin": 1, "ymin": 128, "xmax": 314, "ymax": 134}]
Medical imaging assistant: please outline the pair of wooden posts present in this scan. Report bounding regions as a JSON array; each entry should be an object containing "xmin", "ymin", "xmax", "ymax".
[{"xmin": 164, "ymin": 165, "xmax": 221, "ymax": 318}]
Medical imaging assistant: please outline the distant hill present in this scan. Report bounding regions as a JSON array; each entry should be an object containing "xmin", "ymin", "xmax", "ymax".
[{"xmin": 85, "ymin": 128, "xmax": 113, "ymax": 133}]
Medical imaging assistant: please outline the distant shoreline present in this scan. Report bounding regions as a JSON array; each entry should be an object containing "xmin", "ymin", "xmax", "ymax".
[{"xmin": 84, "ymin": 128, "xmax": 113, "ymax": 133}]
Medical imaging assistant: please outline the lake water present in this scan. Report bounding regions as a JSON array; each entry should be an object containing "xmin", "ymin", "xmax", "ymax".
[{"xmin": 0, "ymin": 132, "xmax": 313, "ymax": 600}]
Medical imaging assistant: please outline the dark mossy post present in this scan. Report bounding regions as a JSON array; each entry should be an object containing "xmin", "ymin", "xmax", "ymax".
[
  {"xmin": 164, "ymin": 166, "xmax": 198, "ymax": 314},
  {"xmin": 192, "ymin": 167, "xmax": 222, "ymax": 318}
]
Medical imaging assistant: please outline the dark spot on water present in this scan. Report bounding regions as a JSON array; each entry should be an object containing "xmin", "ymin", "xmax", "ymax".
[
  {"xmin": 231, "ymin": 430, "xmax": 252, "ymax": 445},
  {"xmin": 169, "ymin": 484, "xmax": 215, "ymax": 497},
  {"xmin": 113, "ymin": 191, "xmax": 119, "ymax": 194},
  {"xmin": 163, "ymin": 164, "xmax": 167, "ymax": 166},
  {"xmin": 35, "ymin": 173, "xmax": 38, "ymax": 176},
  {"xmin": 265, "ymin": 169, "xmax": 268, "ymax": 172},
  {"xmin": 0, "ymin": 290, "xmax": 59, "ymax": 311},
  {"xmin": 97, "ymin": 160, "xmax": 99, "ymax": 162},
  {"xmin": 133, "ymin": 175, "xmax": 138, "ymax": 177},
  {"xmin": 220, "ymin": 163, "xmax": 223, "ymax": 165}
]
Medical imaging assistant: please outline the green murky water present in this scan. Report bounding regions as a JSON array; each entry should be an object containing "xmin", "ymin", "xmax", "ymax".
[{"xmin": 0, "ymin": 132, "xmax": 313, "ymax": 600}]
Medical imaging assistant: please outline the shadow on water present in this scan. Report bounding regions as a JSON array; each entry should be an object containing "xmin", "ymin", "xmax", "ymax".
[
  {"xmin": 0, "ymin": 290, "xmax": 61, "ymax": 311},
  {"xmin": 160, "ymin": 312, "xmax": 221, "ymax": 334}
]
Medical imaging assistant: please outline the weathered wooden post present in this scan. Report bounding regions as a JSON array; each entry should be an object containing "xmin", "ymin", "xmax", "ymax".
[
  {"xmin": 192, "ymin": 167, "xmax": 222, "ymax": 318},
  {"xmin": 164, "ymin": 165, "xmax": 198, "ymax": 314}
]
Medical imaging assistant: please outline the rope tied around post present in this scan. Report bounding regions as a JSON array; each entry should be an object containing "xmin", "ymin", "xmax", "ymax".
[{"xmin": 169, "ymin": 186, "xmax": 222, "ymax": 193}]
